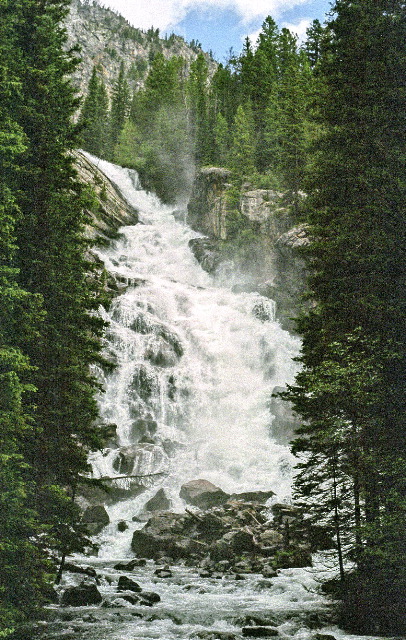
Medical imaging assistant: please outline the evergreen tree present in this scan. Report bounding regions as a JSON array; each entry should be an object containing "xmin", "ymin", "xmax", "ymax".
[
  {"xmin": 0, "ymin": 6, "xmax": 50, "ymax": 633},
  {"xmin": 78, "ymin": 65, "xmax": 109, "ymax": 157},
  {"xmin": 286, "ymin": 1, "xmax": 406, "ymax": 633},
  {"xmin": 108, "ymin": 61, "xmax": 130, "ymax": 152},
  {"xmin": 1, "ymin": 0, "xmax": 107, "ymax": 617},
  {"xmin": 303, "ymin": 19, "xmax": 325, "ymax": 68},
  {"xmin": 229, "ymin": 103, "xmax": 257, "ymax": 181},
  {"xmin": 187, "ymin": 53, "xmax": 212, "ymax": 164}
]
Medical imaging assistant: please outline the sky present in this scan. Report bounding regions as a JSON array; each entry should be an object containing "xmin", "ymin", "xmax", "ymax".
[{"xmin": 100, "ymin": 0, "xmax": 333, "ymax": 62}]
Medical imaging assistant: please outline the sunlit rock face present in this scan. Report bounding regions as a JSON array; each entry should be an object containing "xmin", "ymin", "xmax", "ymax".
[{"xmin": 65, "ymin": 0, "xmax": 216, "ymax": 100}]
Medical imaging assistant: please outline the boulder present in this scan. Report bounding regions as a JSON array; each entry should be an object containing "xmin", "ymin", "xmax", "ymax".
[
  {"xmin": 63, "ymin": 563, "xmax": 97, "ymax": 578},
  {"xmin": 229, "ymin": 490, "xmax": 275, "ymax": 504},
  {"xmin": 117, "ymin": 576, "xmax": 142, "ymax": 592},
  {"xmin": 61, "ymin": 582, "xmax": 102, "ymax": 607},
  {"xmin": 114, "ymin": 558, "xmax": 147, "ymax": 571},
  {"xmin": 117, "ymin": 520, "xmax": 128, "ymax": 532},
  {"xmin": 261, "ymin": 565, "xmax": 278, "ymax": 579},
  {"xmin": 139, "ymin": 591, "xmax": 161, "ymax": 605},
  {"xmin": 154, "ymin": 567, "xmax": 173, "ymax": 578},
  {"xmin": 195, "ymin": 633, "xmax": 237, "ymax": 640},
  {"xmin": 131, "ymin": 529, "xmax": 183, "ymax": 560},
  {"xmin": 221, "ymin": 529, "xmax": 257, "ymax": 553},
  {"xmin": 242, "ymin": 627, "xmax": 279, "ymax": 637},
  {"xmin": 180, "ymin": 479, "xmax": 230, "ymax": 508},
  {"xmin": 145, "ymin": 488, "xmax": 171, "ymax": 511},
  {"xmin": 81, "ymin": 505, "xmax": 110, "ymax": 535}
]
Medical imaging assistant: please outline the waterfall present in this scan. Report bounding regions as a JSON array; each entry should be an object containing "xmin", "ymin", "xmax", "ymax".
[{"xmin": 84, "ymin": 153, "xmax": 300, "ymax": 556}]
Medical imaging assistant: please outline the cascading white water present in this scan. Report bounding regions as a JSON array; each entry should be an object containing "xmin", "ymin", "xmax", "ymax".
[{"xmin": 84, "ymin": 153, "xmax": 300, "ymax": 556}]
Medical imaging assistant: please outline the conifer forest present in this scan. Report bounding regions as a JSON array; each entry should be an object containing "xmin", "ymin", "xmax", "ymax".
[{"xmin": 0, "ymin": 1, "xmax": 404, "ymax": 639}]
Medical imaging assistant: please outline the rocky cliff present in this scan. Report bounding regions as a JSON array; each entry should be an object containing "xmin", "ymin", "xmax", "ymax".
[
  {"xmin": 187, "ymin": 168, "xmax": 309, "ymax": 333},
  {"xmin": 74, "ymin": 150, "xmax": 137, "ymax": 237},
  {"xmin": 65, "ymin": 0, "xmax": 216, "ymax": 99}
]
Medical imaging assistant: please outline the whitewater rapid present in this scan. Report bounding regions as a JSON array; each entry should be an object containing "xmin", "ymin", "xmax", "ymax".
[{"xmin": 83, "ymin": 152, "xmax": 300, "ymax": 556}]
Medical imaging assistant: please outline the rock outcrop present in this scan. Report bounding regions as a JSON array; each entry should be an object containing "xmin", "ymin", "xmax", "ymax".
[
  {"xmin": 179, "ymin": 479, "xmax": 230, "ymax": 508},
  {"xmin": 130, "ymin": 490, "xmax": 329, "ymax": 570},
  {"xmin": 187, "ymin": 168, "xmax": 308, "ymax": 333},
  {"xmin": 73, "ymin": 150, "xmax": 138, "ymax": 239}
]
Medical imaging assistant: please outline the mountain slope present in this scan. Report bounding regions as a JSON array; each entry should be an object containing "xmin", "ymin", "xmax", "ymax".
[{"xmin": 65, "ymin": 0, "xmax": 215, "ymax": 98}]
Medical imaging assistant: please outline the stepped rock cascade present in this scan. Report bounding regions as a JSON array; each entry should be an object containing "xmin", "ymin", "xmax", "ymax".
[
  {"xmin": 37, "ymin": 156, "xmax": 394, "ymax": 640},
  {"xmin": 82, "ymin": 152, "xmax": 301, "ymax": 555}
]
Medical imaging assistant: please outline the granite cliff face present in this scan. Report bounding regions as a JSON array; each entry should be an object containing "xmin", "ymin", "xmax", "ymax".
[
  {"xmin": 65, "ymin": 0, "xmax": 215, "ymax": 99},
  {"xmin": 187, "ymin": 168, "xmax": 309, "ymax": 332}
]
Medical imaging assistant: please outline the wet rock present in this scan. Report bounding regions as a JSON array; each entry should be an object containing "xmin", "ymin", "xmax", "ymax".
[
  {"xmin": 61, "ymin": 582, "xmax": 103, "ymax": 607},
  {"xmin": 139, "ymin": 590, "xmax": 161, "ymax": 604},
  {"xmin": 117, "ymin": 576, "xmax": 142, "ymax": 592},
  {"xmin": 237, "ymin": 615, "xmax": 278, "ymax": 628},
  {"xmin": 154, "ymin": 567, "xmax": 173, "ymax": 578},
  {"xmin": 253, "ymin": 580, "xmax": 274, "ymax": 590},
  {"xmin": 130, "ymin": 413, "xmax": 158, "ymax": 440},
  {"xmin": 188, "ymin": 237, "xmax": 222, "ymax": 273},
  {"xmin": 242, "ymin": 627, "xmax": 279, "ymax": 637},
  {"xmin": 113, "ymin": 558, "xmax": 147, "ymax": 571},
  {"xmin": 145, "ymin": 488, "xmax": 171, "ymax": 511},
  {"xmin": 63, "ymin": 563, "xmax": 97, "ymax": 578},
  {"xmin": 209, "ymin": 539, "xmax": 235, "ymax": 561},
  {"xmin": 199, "ymin": 569, "xmax": 213, "ymax": 578},
  {"xmin": 180, "ymin": 479, "xmax": 230, "ymax": 509},
  {"xmin": 261, "ymin": 565, "xmax": 278, "ymax": 579},
  {"xmin": 117, "ymin": 520, "xmax": 128, "ymax": 532},
  {"xmin": 313, "ymin": 635, "xmax": 336, "ymax": 640},
  {"xmin": 229, "ymin": 490, "xmax": 275, "ymax": 503},
  {"xmin": 81, "ymin": 505, "xmax": 110, "ymax": 535},
  {"xmin": 195, "ymin": 632, "xmax": 238, "ymax": 640},
  {"xmin": 111, "ymin": 443, "xmax": 168, "ymax": 479},
  {"xmin": 194, "ymin": 512, "xmax": 227, "ymax": 539}
]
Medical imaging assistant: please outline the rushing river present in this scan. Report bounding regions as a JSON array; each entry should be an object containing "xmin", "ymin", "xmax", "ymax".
[{"xmin": 33, "ymin": 155, "xmax": 396, "ymax": 640}]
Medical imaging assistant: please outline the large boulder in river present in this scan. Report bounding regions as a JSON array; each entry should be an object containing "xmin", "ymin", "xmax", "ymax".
[
  {"xmin": 145, "ymin": 488, "xmax": 171, "ymax": 511},
  {"xmin": 61, "ymin": 582, "xmax": 102, "ymax": 606},
  {"xmin": 81, "ymin": 505, "xmax": 110, "ymax": 535},
  {"xmin": 180, "ymin": 479, "xmax": 230, "ymax": 508},
  {"xmin": 131, "ymin": 512, "xmax": 196, "ymax": 559}
]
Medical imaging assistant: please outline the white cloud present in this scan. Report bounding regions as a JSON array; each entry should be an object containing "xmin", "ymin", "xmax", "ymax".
[
  {"xmin": 281, "ymin": 17, "xmax": 312, "ymax": 42},
  {"xmin": 100, "ymin": 0, "xmax": 310, "ymax": 32}
]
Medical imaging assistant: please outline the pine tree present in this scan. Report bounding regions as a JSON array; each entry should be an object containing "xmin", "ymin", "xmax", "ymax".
[
  {"xmin": 2, "ymin": 0, "xmax": 107, "ymax": 607},
  {"xmin": 229, "ymin": 103, "xmax": 257, "ymax": 181},
  {"xmin": 187, "ymin": 53, "xmax": 212, "ymax": 164},
  {"xmin": 108, "ymin": 61, "xmax": 130, "ymax": 152},
  {"xmin": 286, "ymin": 1, "xmax": 406, "ymax": 633},
  {"xmin": 78, "ymin": 65, "xmax": 109, "ymax": 157},
  {"xmin": 303, "ymin": 19, "xmax": 325, "ymax": 68}
]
